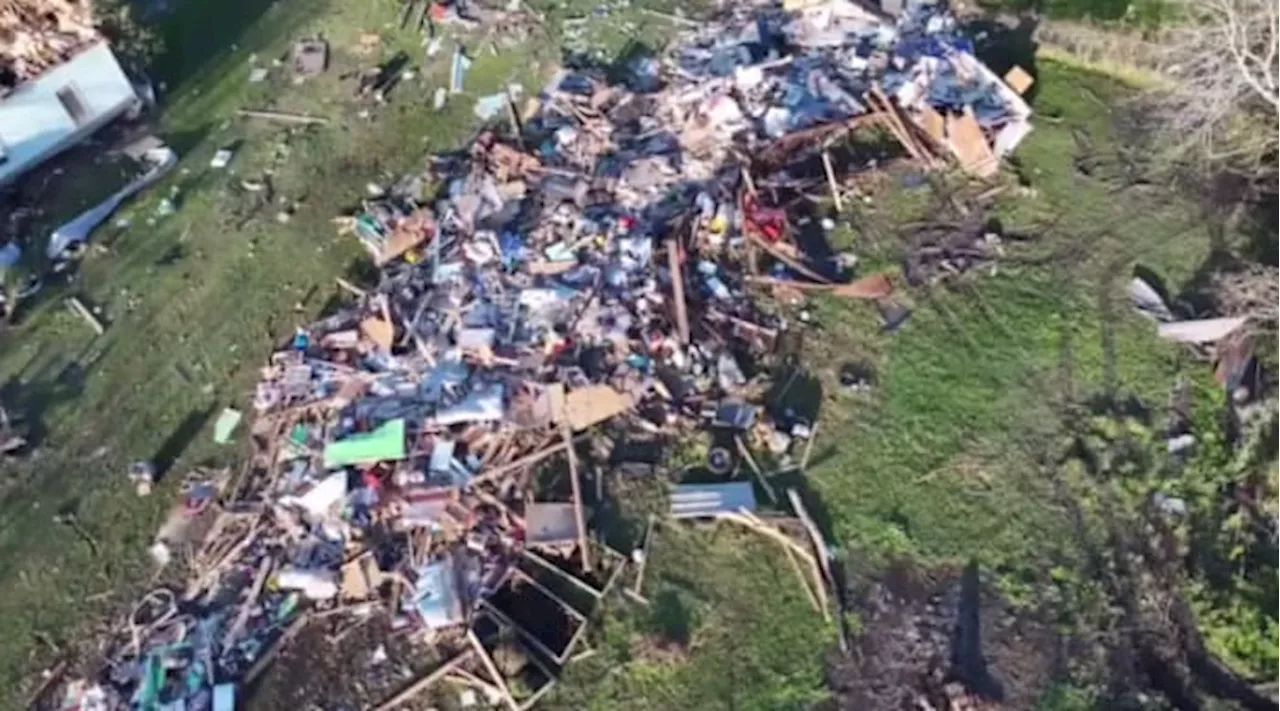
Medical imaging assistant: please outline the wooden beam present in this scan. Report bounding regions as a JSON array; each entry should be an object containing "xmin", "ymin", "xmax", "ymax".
[
  {"xmin": 734, "ymin": 435, "xmax": 777, "ymax": 505},
  {"xmin": 334, "ymin": 277, "xmax": 367, "ymax": 298},
  {"xmin": 821, "ymin": 150, "xmax": 844, "ymax": 212},
  {"xmin": 237, "ymin": 108, "xmax": 330, "ymax": 125},
  {"xmin": 510, "ymin": 567, "xmax": 588, "ymax": 622},
  {"xmin": 801, "ymin": 421, "xmax": 819, "ymax": 472},
  {"xmin": 480, "ymin": 599, "xmax": 574, "ymax": 666},
  {"xmin": 782, "ymin": 544, "xmax": 822, "ymax": 613},
  {"xmin": 468, "ymin": 629, "xmax": 521, "ymax": 711},
  {"xmin": 470, "ymin": 439, "xmax": 572, "ymax": 485},
  {"xmin": 632, "ymin": 514, "xmax": 655, "ymax": 596},
  {"xmin": 522, "ymin": 549, "xmax": 603, "ymax": 599},
  {"xmin": 666, "ymin": 239, "xmax": 690, "ymax": 344},
  {"xmin": 221, "ymin": 554, "xmax": 274, "ymax": 649},
  {"xmin": 787, "ymin": 489, "xmax": 835, "ymax": 592},
  {"xmin": 244, "ymin": 612, "xmax": 309, "ymax": 685},
  {"xmin": 562, "ymin": 425, "xmax": 592, "ymax": 572},
  {"xmin": 745, "ymin": 233, "xmax": 832, "ymax": 284},
  {"xmin": 65, "ymin": 297, "xmax": 104, "ymax": 335},
  {"xmin": 374, "ymin": 650, "xmax": 472, "ymax": 711}
]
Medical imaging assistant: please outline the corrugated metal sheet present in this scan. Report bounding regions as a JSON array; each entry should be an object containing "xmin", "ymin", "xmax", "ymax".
[{"xmin": 670, "ymin": 482, "xmax": 757, "ymax": 519}]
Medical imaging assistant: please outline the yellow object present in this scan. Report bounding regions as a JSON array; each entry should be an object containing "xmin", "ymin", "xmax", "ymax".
[{"xmin": 709, "ymin": 215, "xmax": 728, "ymax": 234}]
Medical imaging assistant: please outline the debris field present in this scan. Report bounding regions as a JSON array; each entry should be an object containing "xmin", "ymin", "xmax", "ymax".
[{"xmin": 41, "ymin": 0, "xmax": 1041, "ymax": 708}]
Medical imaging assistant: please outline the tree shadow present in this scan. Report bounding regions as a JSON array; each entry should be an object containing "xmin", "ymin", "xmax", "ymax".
[
  {"xmin": 965, "ymin": 16, "xmax": 1041, "ymax": 106},
  {"xmin": 650, "ymin": 588, "xmax": 693, "ymax": 647},
  {"xmin": 949, "ymin": 560, "xmax": 1005, "ymax": 701},
  {"xmin": 0, "ymin": 341, "xmax": 112, "ymax": 451},
  {"xmin": 150, "ymin": 402, "xmax": 219, "ymax": 479}
]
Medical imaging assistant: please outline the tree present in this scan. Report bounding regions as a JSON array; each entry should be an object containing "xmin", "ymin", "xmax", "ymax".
[{"xmin": 1149, "ymin": 0, "xmax": 1279, "ymax": 181}]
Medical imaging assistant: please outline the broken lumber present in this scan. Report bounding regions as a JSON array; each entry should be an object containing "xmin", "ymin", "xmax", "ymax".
[
  {"xmin": 563, "ymin": 425, "xmax": 592, "ymax": 572},
  {"xmin": 374, "ymin": 650, "xmax": 472, "ymax": 711},
  {"xmin": 65, "ymin": 297, "xmax": 104, "ymax": 335},
  {"xmin": 667, "ymin": 240, "xmax": 691, "ymax": 344},
  {"xmin": 237, "ymin": 109, "xmax": 330, "ymax": 125}
]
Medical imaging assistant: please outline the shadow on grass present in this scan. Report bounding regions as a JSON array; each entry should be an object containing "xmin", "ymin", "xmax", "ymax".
[
  {"xmin": 950, "ymin": 561, "xmax": 1005, "ymax": 701},
  {"xmin": 150, "ymin": 402, "xmax": 219, "ymax": 478},
  {"xmin": 965, "ymin": 16, "xmax": 1041, "ymax": 106},
  {"xmin": 650, "ymin": 588, "xmax": 693, "ymax": 646},
  {"xmin": 146, "ymin": 0, "xmax": 320, "ymax": 92},
  {"xmin": 0, "ymin": 340, "xmax": 112, "ymax": 451}
]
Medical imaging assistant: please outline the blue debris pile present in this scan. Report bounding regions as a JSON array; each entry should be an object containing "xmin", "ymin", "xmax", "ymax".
[{"xmin": 42, "ymin": 1, "xmax": 1034, "ymax": 708}]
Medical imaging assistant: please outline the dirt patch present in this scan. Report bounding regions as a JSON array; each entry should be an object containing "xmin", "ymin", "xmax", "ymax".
[
  {"xmin": 246, "ymin": 613, "xmax": 457, "ymax": 711},
  {"xmin": 826, "ymin": 559, "xmax": 1062, "ymax": 710}
]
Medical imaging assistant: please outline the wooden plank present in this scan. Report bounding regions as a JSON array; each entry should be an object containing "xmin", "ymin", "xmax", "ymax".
[
  {"xmin": 787, "ymin": 489, "xmax": 837, "ymax": 603},
  {"xmin": 632, "ymin": 514, "xmax": 655, "ymax": 595},
  {"xmin": 374, "ymin": 650, "xmax": 472, "ymax": 711},
  {"xmin": 237, "ymin": 109, "xmax": 329, "ymax": 125},
  {"xmin": 821, "ymin": 150, "xmax": 844, "ymax": 212},
  {"xmin": 782, "ymin": 544, "xmax": 822, "ymax": 612},
  {"xmin": 221, "ymin": 555, "xmax": 274, "ymax": 649},
  {"xmin": 920, "ymin": 105, "xmax": 946, "ymax": 143},
  {"xmin": 469, "ymin": 629, "xmax": 521, "ymax": 711},
  {"xmin": 734, "ymin": 435, "xmax": 776, "ymax": 504},
  {"xmin": 945, "ymin": 107, "xmax": 998, "ymax": 179},
  {"xmin": 667, "ymin": 240, "xmax": 691, "ymax": 344},
  {"xmin": 470, "ymin": 440, "xmax": 570, "ymax": 485},
  {"xmin": 563, "ymin": 425, "xmax": 592, "ymax": 572},
  {"xmin": 523, "ymin": 548, "xmax": 603, "ymax": 599},
  {"xmin": 65, "ymin": 297, "xmax": 104, "ymax": 335},
  {"xmin": 244, "ymin": 613, "xmax": 310, "ymax": 685},
  {"xmin": 745, "ymin": 232, "xmax": 832, "ymax": 285},
  {"xmin": 801, "ymin": 420, "xmax": 819, "ymax": 471}
]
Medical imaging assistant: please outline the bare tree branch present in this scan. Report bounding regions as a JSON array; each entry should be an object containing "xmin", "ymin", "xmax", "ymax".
[{"xmin": 1145, "ymin": 0, "xmax": 1280, "ymax": 178}]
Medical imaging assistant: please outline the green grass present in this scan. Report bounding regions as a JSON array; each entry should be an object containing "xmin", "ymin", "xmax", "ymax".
[
  {"xmin": 0, "ymin": 0, "xmax": 1265, "ymax": 704},
  {"xmin": 547, "ymin": 524, "xmax": 833, "ymax": 711},
  {"xmin": 788, "ymin": 63, "xmax": 1220, "ymax": 589}
]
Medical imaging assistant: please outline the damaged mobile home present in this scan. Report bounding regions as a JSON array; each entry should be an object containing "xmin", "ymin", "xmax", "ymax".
[{"xmin": 0, "ymin": 0, "xmax": 143, "ymax": 185}]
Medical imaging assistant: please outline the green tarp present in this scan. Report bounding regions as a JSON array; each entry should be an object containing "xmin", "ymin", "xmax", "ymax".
[
  {"xmin": 213, "ymin": 407, "xmax": 242, "ymax": 444},
  {"xmin": 323, "ymin": 418, "xmax": 406, "ymax": 468}
]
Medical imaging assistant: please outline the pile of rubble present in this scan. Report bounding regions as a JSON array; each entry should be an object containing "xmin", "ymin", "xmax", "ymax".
[
  {"xmin": 0, "ymin": 0, "xmax": 99, "ymax": 90},
  {"xmin": 44, "ymin": 0, "xmax": 1035, "ymax": 708}
]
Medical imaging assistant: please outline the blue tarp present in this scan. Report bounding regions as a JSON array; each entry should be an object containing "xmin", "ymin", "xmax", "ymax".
[{"xmin": 670, "ymin": 481, "xmax": 758, "ymax": 519}]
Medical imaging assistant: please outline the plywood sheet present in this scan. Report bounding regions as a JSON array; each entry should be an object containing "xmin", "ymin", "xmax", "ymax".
[
  {"xmin": 563, "ymin": 385, "xmax": 630, "ymax": 431},
  {"xmin": 945, "ymin": 107, "xmax": 998, "ymax": 178},
  {"xmin": 1004, "ymin": 65, "xmax": 1034, "ymax": 95},
  {"xmin": 361, "ymin": 317, "xmax": 395, "ymax": 350}
]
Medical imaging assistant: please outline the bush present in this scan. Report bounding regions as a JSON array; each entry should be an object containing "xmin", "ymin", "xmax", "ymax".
[{"xmin": 93, "ymin": 0, "xmax": 163, "ymax": 74}]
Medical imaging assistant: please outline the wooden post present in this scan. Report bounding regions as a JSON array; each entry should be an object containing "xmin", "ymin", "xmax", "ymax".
[
  {"xmin": 734, "ymin": 435, "xmax": 777, "ymax": 504},
  {"xmin": 563, "ymin": 426, "xmax": 592, "ymax": 572},
  {"xmin": 666, "ymin": 240, "xmax": 690, "ymax": 344},
  {"xmin": 782, "ymin": 544, "xmax": 822, "ymax": 612},
  {"xmin": 801, "ymin": 421, "xmax": 819, "ymax": 472},
  {"xmin": 821, "ymin": 150, "xmax": 844, "ymax": 212},
  {"xmin": 745, "ymin": 233, "xmax": 833, "ymax": 284},
  {"xmin": 468, "ymin": 630, "xmax": 521, "ymax": 711},
  {"xmin": 66, "ymin": 297, "xmax": 105, "ymax": 335},
  {"xmin": 237, "ymin": 109, "xmax": 330, "ymax": 125},
  {"xmin": 244, "ymin": 613, "xmax": 309, "ymax": 685},
  {"xmin": 633, "ymin": 514, "xmax": 655, "ymax": 596}
]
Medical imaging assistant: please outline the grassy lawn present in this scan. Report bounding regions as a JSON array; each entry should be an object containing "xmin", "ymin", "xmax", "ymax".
[{"xmin": 0, "ymin": 0, "xmax": 1264, "ymax": 706}]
